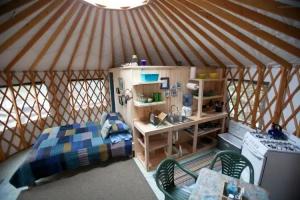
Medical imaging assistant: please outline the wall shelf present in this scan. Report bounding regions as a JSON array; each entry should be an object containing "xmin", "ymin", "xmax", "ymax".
[
  {"xmin": 133, "ymin": 100, "xmax": 166, "ymax": 107},
  {"xmin": 186, "ymin": 127, "xmax": 222, "ymax": 137},
  {"xmin": 137, "ymin": 134, "xmax": 168, "ymax": 152},
  {"xmin": 203, "ymin": 95, "xmax": 224, "ymax": 100},
  {"xmin": 194, "ymin": 95, "xmax": 223, "ymax": 100},
  {"xmin": 191, "ymin": 78, "xmax": 225, "ymax": 82},
  {"xmin": 149, "ymin": 135, "xmax": 168, "ymax": 151},
  {"xmin": 132, "ymin": 80, "xmax": 163, "ymax": 86}
]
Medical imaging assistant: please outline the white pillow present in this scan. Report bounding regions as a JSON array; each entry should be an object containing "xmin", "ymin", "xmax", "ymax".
[
  {"xmin": 100, "ymin": 112, "xmax": 108, "ymax": 126},
  {"xmin": 101, "ymin": 119, "xmax": 111, "ymax": 139}
]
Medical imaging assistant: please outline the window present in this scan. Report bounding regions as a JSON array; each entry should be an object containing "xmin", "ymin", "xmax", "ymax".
[
  {"xmin": 83, "ymin": 0, "xmax": 150, "ymax": 9},
  {"xmin": 0, "ymin": 87, "xmax": 17, "ymax": 131},
  {"xmin": 68, "ymin": 79, "xmax": 107, "ymax": 111},
  {"xmin": 227, "ymin": 79, "xmax": 267, "ymax": 128},
  {"xmin": 0, "ymin": 83, "xmax": 50, "ymax": 132}
]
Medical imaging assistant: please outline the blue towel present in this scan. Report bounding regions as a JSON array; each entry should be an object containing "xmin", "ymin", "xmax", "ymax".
[{"xmin": 109, "ymin": 132, "xmax": 132, "ymax": 144}]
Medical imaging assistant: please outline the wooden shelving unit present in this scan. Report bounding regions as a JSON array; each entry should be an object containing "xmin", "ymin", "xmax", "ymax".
[
  {"xmin": 137, "ymin": 133, "xmax": 168, "ymax": 151},
  {"xmin": 195, "ymin": 136, "xmax": 218, "ymax": 152},
  {"xmin": 136, "ymin": 148, "xmax": 167, "ymax": 171},
  {"xmin": 130, "ymin": 67, "xmax": 227, "ymax": 171},
  {"xmin": 189, "ymin": 69, "xmax": 227, "ymax": 118}
]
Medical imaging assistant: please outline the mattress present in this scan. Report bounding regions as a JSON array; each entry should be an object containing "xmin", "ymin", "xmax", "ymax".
[{"xmin": 9, "ymin": 121, "xmax": 132, "ymax": 188}]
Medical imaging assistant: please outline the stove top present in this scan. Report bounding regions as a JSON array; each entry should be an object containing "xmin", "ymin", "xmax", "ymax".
[
  {"xmin": 260, "ymin": 140, "xmax": 300, "ymax": 152},
  {"xmin": 243, "ymin": 132, "xmax": 300, "ymax": 155},
  {"xmin": 252, "ymin": 132, "xmax": 285, "ymax": 140}
]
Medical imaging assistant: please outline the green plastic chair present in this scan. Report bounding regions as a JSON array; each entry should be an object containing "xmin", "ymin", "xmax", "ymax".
[
  {"xmin": 209, "ymin": 150, "xmax": 254, "ymax": 184},
  {"xmin": 155, "ymin": 158, "xmax": 198, "ymax": 200}
]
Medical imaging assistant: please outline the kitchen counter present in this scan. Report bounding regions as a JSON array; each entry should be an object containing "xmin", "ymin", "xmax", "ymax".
[
  {"xmin": 133, "ymin": 112, "xmax": 227, "ymax": 171},
  {"xmin": 134, "ymin": 112, "xmax": 227, "ymax": 136}
]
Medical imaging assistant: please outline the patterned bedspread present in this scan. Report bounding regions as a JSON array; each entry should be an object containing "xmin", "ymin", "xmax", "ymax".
[{"xmin": 10, "ymin": 122, "xmax": 132, "ymax": 188}]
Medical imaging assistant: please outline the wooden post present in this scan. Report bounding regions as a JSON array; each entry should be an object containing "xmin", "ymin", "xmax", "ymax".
[
  {"xmin": 193, "ymin": 123, "xmax": 199, "ymax": 152},
  {"xmin": 167, "ymin": 130, "xmax": 172, "ymax": 156},
  {"xmin": 0, "ymin": 147, "xmax": 5, "ymax": 161},
  {"xmin": 83, "ymin": 70, "xmax": 91, "ymax": 121},
  {"xmin": 197, "ymin": 80, "xmax": 203, "ymax": 118},
  {"xmin": 67, "ymin": 70, "xmax": 76, "ymax": 122},
  {"xmin": 30, "ymin": 72, "xmax": 44, "ymax": 129},
  {"xmin": 6, "ymin": 72, "xmax": 28, "ymax": 148},
  {"xmin": 251, "ymin": 66, "xmax": 266, "ymax": 128},
  {"xmin": 234, "ymin": 67, "xmax": 244, "ymax": 120},
  {"xmin": 49, "ymin": 71, "xmax": 61, "ymax": 124},
  {"xmin": 145, "ymin": 134, "xmax": 149, "ymax": 171},
  {"xmin": 272, "ymin": 66, "xmax": 290, "ymax": 124}
]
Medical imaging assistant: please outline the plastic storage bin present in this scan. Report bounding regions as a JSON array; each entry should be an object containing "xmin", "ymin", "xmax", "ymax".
[{"xmin": 140, "ymin": 73, "xmax": 159, "ymax": 82}]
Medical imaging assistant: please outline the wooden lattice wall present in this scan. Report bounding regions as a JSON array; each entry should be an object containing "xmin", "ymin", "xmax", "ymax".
[
  {"xmin": 0, "ymin": 70, "xmax": 111, "ymax": 161},
  {"xmin": 226, "ymin": 65, "xmax": 300, "ymax": 136}
]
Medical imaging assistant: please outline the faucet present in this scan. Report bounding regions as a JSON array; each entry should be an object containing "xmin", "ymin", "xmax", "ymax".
[{"xmin": 170, "ymin": 105, "xmax": 179, "ymax": 116}]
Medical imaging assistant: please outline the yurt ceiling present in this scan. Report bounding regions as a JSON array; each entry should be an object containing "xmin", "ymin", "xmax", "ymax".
[{"xmin": 0, "ymin": 0, "xmax": 300, "ymax": 71}]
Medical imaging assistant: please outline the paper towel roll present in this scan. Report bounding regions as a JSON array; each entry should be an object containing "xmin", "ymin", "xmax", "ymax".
[
  {"xmin": 186, "ymin": 83, "xmax": 199, "ymax": 90},
  {"xmin": 190, "ymin": 67, "xmax": 196, "ymax": 79}
]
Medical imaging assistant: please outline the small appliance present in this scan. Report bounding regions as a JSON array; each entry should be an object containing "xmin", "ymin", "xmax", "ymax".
[
  {"xmin": 267, "ymin": 123, "xmax": 287, "ymax": 140},
  {"xmin": 182, "ymin": 94, "xmax": 192, "ymax": 117},
  {"xmin": 242, "ymin": 131, "xmax": 300, "ymax": 200},
  {"xmin": 181, "ymin": 106, "xmax": 192, "ymax": 117}
]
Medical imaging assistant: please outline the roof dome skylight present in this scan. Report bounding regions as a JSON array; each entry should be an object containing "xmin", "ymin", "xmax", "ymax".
[{"xmin": 83, "ymin": 0, "xmax": 150, "ymax": 9}]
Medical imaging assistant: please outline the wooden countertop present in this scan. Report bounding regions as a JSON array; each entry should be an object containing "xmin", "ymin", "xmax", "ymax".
[{"xmin": 134, "ymin": 112, "xmax": 227, "ymax": 136}]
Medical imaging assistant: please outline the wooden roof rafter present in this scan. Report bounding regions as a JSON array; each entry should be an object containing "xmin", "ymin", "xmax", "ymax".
[
  {"xmin": 149, "ymin": 4, "xmax": 194, "ymax": 65},
  {"xmin": 187, "ymin": 0, "xmax": 292, "ymax": 69},
  {"xmin": 67, "ymin": 5, "xmax": 93, "ymax": 71},
  {"xmin": 0, "ymin": 0, "xmax": 64, "ymax": 55},
  {"xmin": 167, "ymin": 0, "xmax": 243, "ymax": 67},
  {"xmin": 179, "ymin": 0, "xmax": 264, "ymax": 67},
  {"xmin": 135, "ymin": 9, "xmax": 166, "ymax": 65},
  {"xmin": 141, "ymin": 6, "xmax": 181, "ymax": 66},
  {"xmin": 203, "ymin": 0, "xmax": 300, "ymax": 58},
  {"xmin": 83, "ymin": 7, "xmax": 100, "ymax": 70},
  {"xmin": 236, "ymin": 0, "xmax": 300, "ymax": 21},
  {"xmin": 110, "ymin": 10, "xmax": 115, "ymax": 67},
  {"xmin": 49, "ymin": 4, "xmax": 88, "ymax": 71},
  {"xmin": 124, "ymin": 11, "xmax": 138, "ymax": 56},
  {"xmin": 149, "ymin": 1, "xmax": 208, "ymax": 66},
  {"xmin": 0, "ymin": 0, "xmax": 51, "ymax": 35},
  {"xmin": 0, "ymin": 0, "xmax": 33, "ymax": 16},
  {"xmin": 208, "ymin": 0, "xmax": 300, "ymax": 40},
  {"xmin": 156, "ymin": 0, "xmax": 226, "ymax": 67},
  {"xmin": 4, "ymin": 0, "xmax": 74, "ymax": 72},
  {"xmin": 129, "ymin": 10, "xmax": 153, "ymax": 65},
  {"xmin": 29, "ymin": 2, "xmax": 81, "ymax": 71},
  {"xmin": 117, "ymin": 11, "xmax": 126, "ymax": 63},
  {"xmin": 98, "ymin": 9, "xmax": 107, "ymax": 68}
]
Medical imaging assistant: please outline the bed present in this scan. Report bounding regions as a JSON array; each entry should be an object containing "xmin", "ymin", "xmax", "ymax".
[{"xmin": 10, "ymin": 114, "xmax": 132, "ymax": 188}]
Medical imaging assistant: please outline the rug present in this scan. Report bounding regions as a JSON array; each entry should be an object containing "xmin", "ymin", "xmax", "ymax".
[
  {"xmin": 174, "ymin": 149, "xmax": 221, "ymax": 186},
  {"xmin": 135, "ymin": 148, "xmax": 221, "ymax": 200},
  {"xmin": 17, "ymin": 159, "xmax": 156, "ymax": 200}
]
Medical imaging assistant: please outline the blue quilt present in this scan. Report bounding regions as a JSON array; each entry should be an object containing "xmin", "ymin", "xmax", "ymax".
[{"xmin": 10, "ymin": 121, "xmax": 132, "ymax": 188}]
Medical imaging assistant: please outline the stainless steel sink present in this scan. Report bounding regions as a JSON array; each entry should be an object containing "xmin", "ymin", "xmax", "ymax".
[{"xmin": 166, "ymin": 115, "xmax": 193, "ymax": 125}]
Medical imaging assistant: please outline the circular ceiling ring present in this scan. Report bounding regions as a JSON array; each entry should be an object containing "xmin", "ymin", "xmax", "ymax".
[{"xmin": 82, "ymin": 0, "xmax": 151, "ymax": 10}]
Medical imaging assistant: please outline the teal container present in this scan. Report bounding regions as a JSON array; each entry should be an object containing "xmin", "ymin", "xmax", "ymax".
[{"xmin": 141, "ymin": 73, "xmax": 159, "ymax": 82}]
